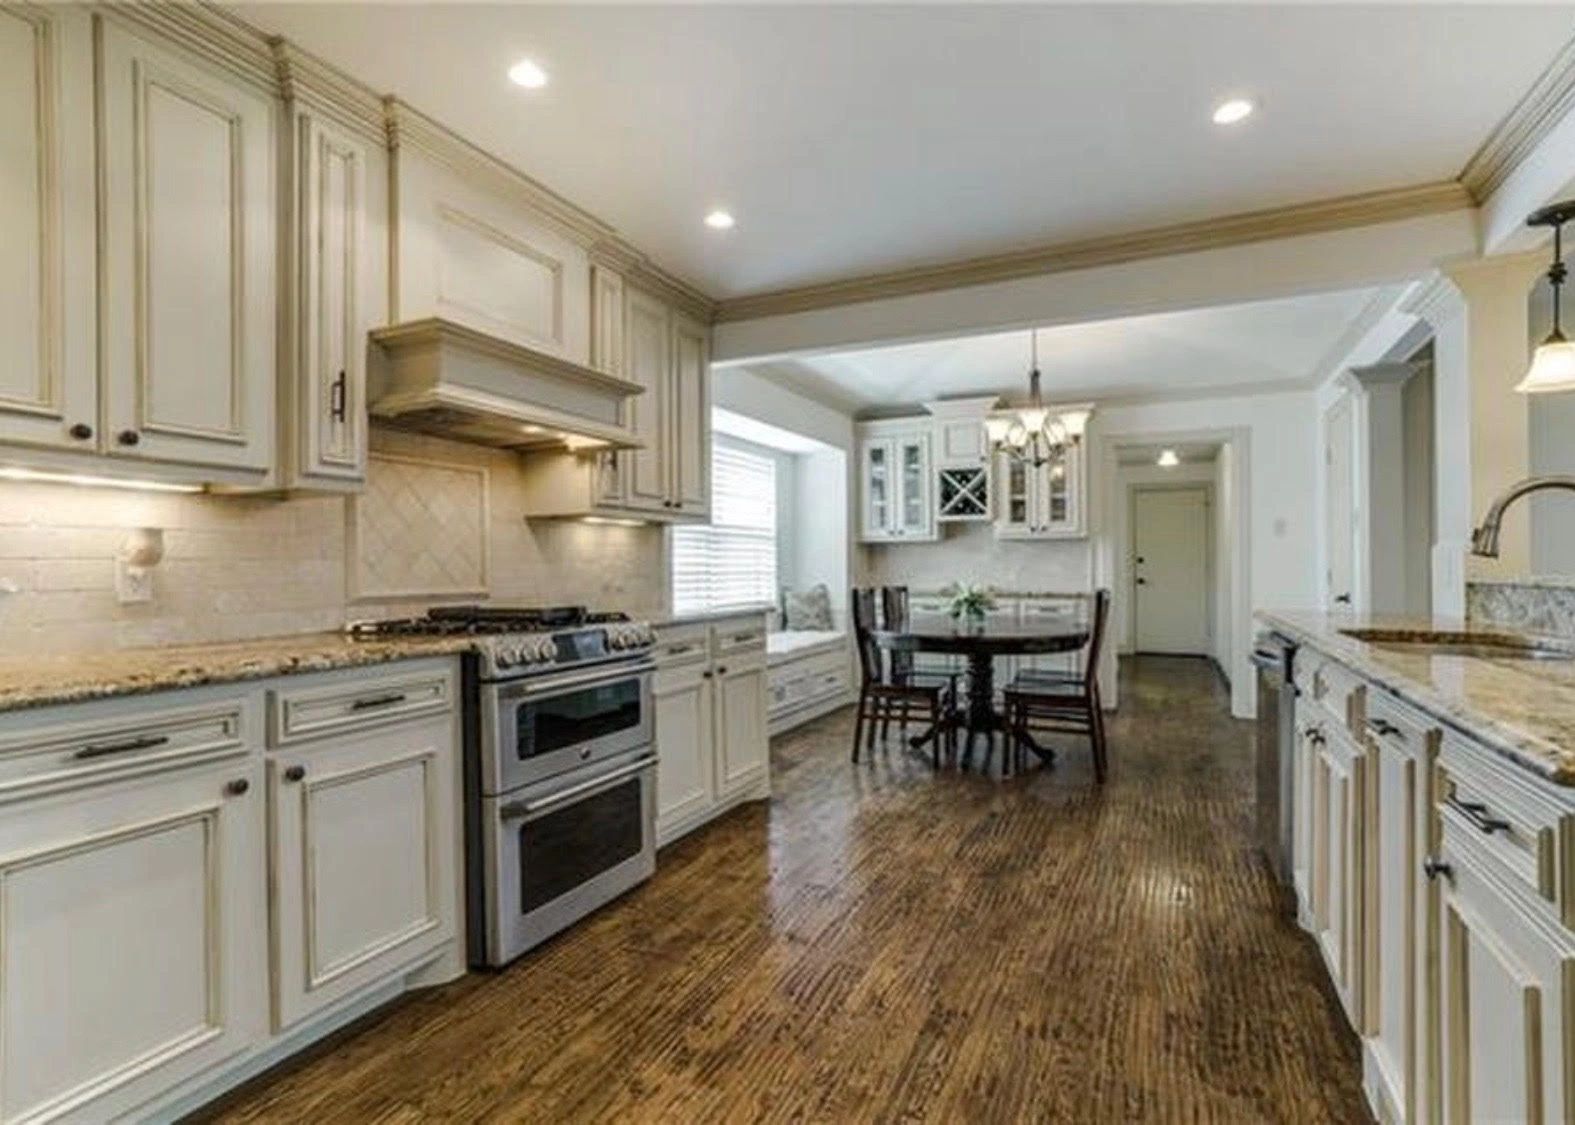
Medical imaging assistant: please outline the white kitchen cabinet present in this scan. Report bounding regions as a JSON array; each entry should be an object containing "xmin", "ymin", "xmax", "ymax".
[
  {"xmin": 0, "ymin": 698, "xmax": 266, "ymax": 1125},
  {"xmin": 653, "ymin": 658, "xmax": 715, "ymax": 831},
  {"xmin": 671, "ymin": 311, "xmax": 711, "ymax": 516},
  {"xmin": 859, "ymin": 426, "xmax": 935, "ymax": 542},
  {"xmin": 0, "ymin": 4, "xmax": 97, "ymax": 455},
  {"xmin": 268, "ymin": 709, "xmax": 456, "ymax": 1031},
  {"xmin": 97, "ymin": 13, "xmax": 276, "ymax": 477},
  {"xmin": 1435, "ymin": 824, "xmax": 1574, "ymax": 1125},
  {"xmin": 994, "ymin": 442, "xmax": 1086, "ymax": 539},
  {"xmin": 652, "ymin": 613, "xmax": 770, "ymax": 845},
  {"xmin": 623, "ymin": 285, "xmax": 671, "ymax": 512},
  {"xmin": 276, "ymin": 62, "xmax": 387, "ymax": 490},
  {"xmin": 1307, "ymin": 712, "xmax": 1365, "ymax": 1027}
]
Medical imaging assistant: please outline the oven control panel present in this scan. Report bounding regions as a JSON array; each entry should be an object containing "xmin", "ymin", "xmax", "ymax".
[{"xmin": 482, "ymin": 622, "xmax": 654, "ymax": 677}]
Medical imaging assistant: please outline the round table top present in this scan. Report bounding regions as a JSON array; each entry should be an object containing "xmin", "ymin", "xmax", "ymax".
[{"xmin": 871, "ymin": 612, "xmax": 1089, "ymax": 656}]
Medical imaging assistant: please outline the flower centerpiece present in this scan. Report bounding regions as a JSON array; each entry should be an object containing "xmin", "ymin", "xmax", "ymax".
[{"xmin": 942, "ymin": 581, "xmax": 997, "ymax": 625}]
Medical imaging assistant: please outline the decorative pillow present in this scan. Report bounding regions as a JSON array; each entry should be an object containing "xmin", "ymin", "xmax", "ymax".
[{"xmin": 783, "ymin": 584, "xmax": 834, "ymax": 631}]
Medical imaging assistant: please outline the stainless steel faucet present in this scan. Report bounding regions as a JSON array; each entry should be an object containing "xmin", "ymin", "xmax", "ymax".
[{"xmin": 1470, "ymin": 475, "xmax": 1575, "ymax": 556}]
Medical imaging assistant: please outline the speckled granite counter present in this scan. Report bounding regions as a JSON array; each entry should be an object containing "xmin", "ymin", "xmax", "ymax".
[
  {"xmin": 1258, "ymin": 609, "xmax": 1575, "ymax": 786},
  {"xmin": 0, "ymin": 633, "xmax": 475, "ymax": 714}
]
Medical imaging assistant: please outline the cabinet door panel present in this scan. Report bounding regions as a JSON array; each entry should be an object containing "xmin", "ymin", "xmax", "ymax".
[
  {"xmin": 622, "ymin": 288, "xmax": 670, "ymax": 511},
  {"xmin": 0, "ymin": 5, "xmax": 96, "ymax": 453},
  {"xmin": 860, "ymin": 439, "xmax": 894, "ymax": 540},
  {"xmin": 98, "ymin": 16, "xmax": 274, "ymax": 472},
  {"xmin": 717, "ymin": 660, "xmax": 768, "ymax": 796},
  {"xmin": 1369, "ymin": 739, "xmax": 1417, "ymax": 1116},
  {"xmin": 0, "ymin": 762, "xmax": 264, "ymax": 1123},
  {"xmin": 654, "ymin": 664, "xmax": 713, "ymax": 834},
  {"xmin": 896, "ymin": 433, "xmax": 932, "ymax": 538},
  {"xmin": 671, "ymin": 312, "xmax": 710, "ymax": 514},
  {"xmin": 270, "ymin": 718, "xmax": 455, "ymax": 1031}
]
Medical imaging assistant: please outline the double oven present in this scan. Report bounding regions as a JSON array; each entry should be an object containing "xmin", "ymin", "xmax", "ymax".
[{"xmin": 466, "ymin": 645, "xmax": 657, "ymax": 967}]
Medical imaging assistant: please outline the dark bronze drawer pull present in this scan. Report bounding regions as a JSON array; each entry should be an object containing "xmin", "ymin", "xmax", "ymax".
[
  {"xmin": 73, "ymin": 733, "xmax": 170, "ymax": 760},
  {"xmin": 1366, "ymin": 717, "xmax": 1402, "ymax": 739},
  {"xmin": 349, "ymin": 692, "xmax": 407, "ymax": 712},
  {"xmin": 1448, "ymin": 795, "xmax": 1512, "ymax": 836},
  {"xmin": 1423, "ymin": 856, "xmax": 1454, "ymax": 882}
]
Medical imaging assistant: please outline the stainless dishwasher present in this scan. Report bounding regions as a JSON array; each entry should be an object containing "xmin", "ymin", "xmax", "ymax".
[{"xmin": 1251, "ymin": 632, "xmax": 1297, "ymax": 887}]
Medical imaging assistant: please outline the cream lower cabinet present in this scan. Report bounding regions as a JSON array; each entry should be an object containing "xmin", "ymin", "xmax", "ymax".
[
  {"xmin": 652, "ymin": 613, "xmax": 770, "ymax": 845},
  {"xmin": 1311, "ymin": 720, "xmax": 1366, "ymax": 1024},
  {"xmin": 0, "ymin": 689, "xmax": 268, "ymax": 1125}
]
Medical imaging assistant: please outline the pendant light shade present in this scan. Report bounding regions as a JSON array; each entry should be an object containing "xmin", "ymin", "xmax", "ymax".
[
  {"xmin": 1519, "ymin": 200, "xmax": 1575, "ymax": 394},
  {"xmin": 982, "ymin": 328, "xmax": 1094, "ymax": 469}
]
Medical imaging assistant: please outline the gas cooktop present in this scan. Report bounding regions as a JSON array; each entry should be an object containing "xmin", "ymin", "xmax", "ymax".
[
  {"xmin": 346, "ymin": 605, "xmax": 654, "ymax": 678},
  {"xmin": 346, "ymin": 605, "xmax": 629, "ymax": 638}
]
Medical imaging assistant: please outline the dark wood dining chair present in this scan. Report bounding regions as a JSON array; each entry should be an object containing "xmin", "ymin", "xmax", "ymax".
[
  {"xmin": 851, "ymin": 588, "xmax": 957, "ymax": 767},
  {"xmin": 1002, "ymin": 589, "xmax": 1112, "ymax": 781}
]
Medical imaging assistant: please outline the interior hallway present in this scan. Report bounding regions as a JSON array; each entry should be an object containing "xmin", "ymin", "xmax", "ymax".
[{"xmin": 200, "ymin": 656, "xmax": 1368, "ymax": 1123}]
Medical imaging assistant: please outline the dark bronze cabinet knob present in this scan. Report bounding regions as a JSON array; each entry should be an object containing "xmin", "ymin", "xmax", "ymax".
[
  {"xmin": 117, "ymin": 430, "xmax": 140, "ymax": 446},
  {"xmin": 224, "ymin": 778, "xmax": 250, "ymax": 797},
  {"xmin": 283, "ymin": 765, "xmax": 306, "ymax": 783},
  {"xmin": 69, "ymin": 422, "xmax": 93, "ymax": 440}
]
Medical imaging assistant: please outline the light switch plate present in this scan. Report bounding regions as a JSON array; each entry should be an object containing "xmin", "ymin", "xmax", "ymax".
[{"xmin": 115, "ymin": 560, "xmax": 153, "ymax": 604}]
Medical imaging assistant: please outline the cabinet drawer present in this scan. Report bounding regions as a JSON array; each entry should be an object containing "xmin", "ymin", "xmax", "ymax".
[
  {"xmin": 714, "ymin": 618, "xmax": 768, "ymax": 655},
  {"xmin": 653, "ymin": 623, "xmax": 709, "ymax": 668},
  {"xmin": 0, "ymin": 694, "xmax": 253, "ymax": 804},
  {"xmin": 1438, "ymin": 734, "xmax": 1572, "ymax": 928},
  {"xmin": 1361, "ymin": 689, "xmax": 1439, "ymax": 761},
  {"xmin": 1295, "ymin": 651, "xmax": 1364, "ymax": 731},
  {"xmin": 268, "ymin": 664, "xmax": 454, "ymax": 747}
]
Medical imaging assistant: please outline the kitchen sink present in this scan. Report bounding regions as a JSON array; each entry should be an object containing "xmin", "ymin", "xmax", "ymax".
[{"xmin": 1338, "ymin": 627, "xmax": 1575, "ymax": 661}]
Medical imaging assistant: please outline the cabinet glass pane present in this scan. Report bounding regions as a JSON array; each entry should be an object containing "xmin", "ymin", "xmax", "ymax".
[
  {"xmin": 1005, "ymin": 458, "xmax": 1028, "ymax": 524},
  {"xmin": 900, "ymin": 442, "xmax": 924, "ymax": 528},
  {"xmin": 867, "ymin": 446, "xmax": 889, "ymax": 528},
  {"xmin": 1047, "ymin": 451, "xmax": 1068, "ymax": 523}
]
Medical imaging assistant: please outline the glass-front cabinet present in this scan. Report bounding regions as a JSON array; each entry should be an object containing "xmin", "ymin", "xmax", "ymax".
[
  {"xmin": 994, "ymin": 442, "xmax": 1086, "ymax": 539},
  {"xmin": 859, "ymin": 427, "xmax": 936, "ymax": 542}
]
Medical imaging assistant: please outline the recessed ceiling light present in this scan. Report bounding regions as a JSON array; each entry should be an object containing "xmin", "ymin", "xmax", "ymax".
[
  {"xmin": 508, "ymin": 58, "xmax": 548, "ymax": 89},
  {"xmin": 1212, "ymin": 98, "xmax": 1254, "ymax": 126},
  {"xmin": 704, "ymin": 210, "xmax": 735, "ymax": 230},
  {"xmin": 1157, "ymin": 449, "xmax": 1181, "ymax": 468}
]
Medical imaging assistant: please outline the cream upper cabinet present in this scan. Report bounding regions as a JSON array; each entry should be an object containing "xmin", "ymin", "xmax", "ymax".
[
  {"xmin": 994, "ymin": 443, "xmax": 1086, "ymax": 539},
  {"xmin": 97, "ymin": 14, "xmax": 276, "ymax": 476},
  {"xmin": 671, "ymin": 310, "xmax": 710, "ymax": 515},
  {"xmin": 0, "ymin": 4, "xmax": 96, "ymax": 454},
  {"xmin": 623, "ymin": 286, "xmax": 671, "ymax": 511},
  {"xmin": 858, "ymin": 425, "xmax": 935, "ymax": 542},
  {"xmin": 278, "ymin": 93, "xmax": 386, "ymax": 490},
  {"xmin": 0, "ymin": 746, "xmax": 266, "ymax": 1123}
]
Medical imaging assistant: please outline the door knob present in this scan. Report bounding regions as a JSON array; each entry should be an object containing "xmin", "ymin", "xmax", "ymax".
[
  {"xmin": 1334, "ymin": 593, "xmax": 1352, "ymax": 605},
  {"xmin": 1136, "ymin": 578, "xmax": 1147, "ymax": 585}
]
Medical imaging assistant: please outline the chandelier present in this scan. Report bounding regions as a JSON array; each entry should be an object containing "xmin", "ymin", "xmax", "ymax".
[{"xmin": 982, "ymin": 328, "xmax": 1091, "ymax": 468}]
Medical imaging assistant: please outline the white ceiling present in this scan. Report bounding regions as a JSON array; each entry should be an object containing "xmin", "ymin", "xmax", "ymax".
[
  {"xmin": 737, "ymin": 286, "xmax": 1397, "ymax": 413},
  {"xmin": 230, "ymin": 4, "xmax": 1574, "ymax": 300}
]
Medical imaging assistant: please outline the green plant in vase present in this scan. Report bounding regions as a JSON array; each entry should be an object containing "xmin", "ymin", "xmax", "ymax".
[{"xmin": 943, "ymin": 581, "xmax": 997, "ymax": 625}]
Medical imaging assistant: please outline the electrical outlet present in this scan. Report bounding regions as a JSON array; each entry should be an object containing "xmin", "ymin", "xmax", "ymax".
[{"xmin": 115, "ymin": 560, "xmax": 153, "ymax": 604}]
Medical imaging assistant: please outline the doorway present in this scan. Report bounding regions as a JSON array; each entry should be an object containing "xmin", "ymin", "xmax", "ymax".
[{"xmin": 1132, "ymin": 485, "xmax": 1212, "ymax": 655}]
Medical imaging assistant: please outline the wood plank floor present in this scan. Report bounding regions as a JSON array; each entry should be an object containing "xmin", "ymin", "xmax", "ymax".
[{"xmin": 199, "ymin": 656, "xmax": 1368, "ymax": 1123}]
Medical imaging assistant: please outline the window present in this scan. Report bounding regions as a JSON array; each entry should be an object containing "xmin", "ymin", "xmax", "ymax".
[{"xmin": 671, "ymin": 441, "xmax": 777, "ymax": 616}]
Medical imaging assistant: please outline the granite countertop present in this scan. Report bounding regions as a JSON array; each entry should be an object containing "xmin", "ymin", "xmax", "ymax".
[
  {"xmin": 0, "ymin": 633, "xmax": 477, "ymax": 715},
  {"xmin": 1258, "ymin": 609, "xmax": 1575, "ymax": 786}
]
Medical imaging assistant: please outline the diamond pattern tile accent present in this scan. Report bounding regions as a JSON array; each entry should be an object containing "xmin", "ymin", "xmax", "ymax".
[{"xmin": 350, "ymin": 453, "xmax": 490, "ymax": 599}]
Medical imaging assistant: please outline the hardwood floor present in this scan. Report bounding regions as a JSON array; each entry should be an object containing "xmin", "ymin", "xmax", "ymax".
[{"xmin": 200, "ymin": 656, "xmax": 1368, "ymax": 1123}]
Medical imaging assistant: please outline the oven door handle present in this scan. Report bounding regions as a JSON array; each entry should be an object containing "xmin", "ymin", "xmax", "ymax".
[
  {"xmin": 498, "ymin": 755, "xmax": 656, "ymax": 822},
  {"xmin": 503, "ymin": 660, "xmax": 656, "ymax": 701}
]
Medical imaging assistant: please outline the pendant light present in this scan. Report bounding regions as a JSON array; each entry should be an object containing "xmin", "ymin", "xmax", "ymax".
[
  {"xmin": 1517, "ymin": 199, "xmax": 1575, "ymax": 394},
  {"xmin": 983, "ymin": 328, "xmax": 1093, "ymax": 468}
]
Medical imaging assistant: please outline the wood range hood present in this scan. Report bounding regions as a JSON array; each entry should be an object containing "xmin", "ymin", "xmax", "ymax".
[{"xmin": 368, "ymin": 318, "xmax": 645, "ymax": 452}]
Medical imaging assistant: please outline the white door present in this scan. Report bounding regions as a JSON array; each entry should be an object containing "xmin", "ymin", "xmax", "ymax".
[
  {"xmin": 622, "ymin": 287, "xmax": 670, "ymax": 511},
  {"xmin": 653, "ymin": 662, "xmax": 714, "ymax": 834},
  {"xmin": 1325, "ymin": 395, "xmax": 1357, "ymax": 609},
  {"xmin": 98, "ymin": 16, "xmax": 276, "ymax": 474},
  {"xmin": 715, "ymin": 657, "xmax": 768, "ymax": 798},
  {"xmin": 269, "ymin": 716, "xmax": 456, "ymax": 1032},
  {"xmin": 0, "ymin": 5, "xmax": 97, "ymax": 453},
  {"xmin": 0, "ymin": 761, "xmax": 265, "ymax": 1123},
  {"xmin": 1133, "ymin": 487, "xmax": 1211, "ymax": 654}
]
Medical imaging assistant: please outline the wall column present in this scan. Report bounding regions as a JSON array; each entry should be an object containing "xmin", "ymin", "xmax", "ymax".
[{"xmin": 1403, "ymin": 252, "xmax": 1543, "ymax": 614}]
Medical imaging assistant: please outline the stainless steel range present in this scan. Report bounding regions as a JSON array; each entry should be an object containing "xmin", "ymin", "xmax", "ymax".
[{"xmin": 349, "ymin": 605, "xmax": 657, "ymax": 967}]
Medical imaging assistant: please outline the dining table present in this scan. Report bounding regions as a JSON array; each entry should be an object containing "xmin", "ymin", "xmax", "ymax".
[{"xmin": 871, "ymin": 611, "xmax": 1091, "ymax": 766}]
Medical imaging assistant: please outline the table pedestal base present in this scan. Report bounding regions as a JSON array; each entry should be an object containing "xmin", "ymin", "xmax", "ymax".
[{"xmin": 957, "ymin": 654, "xmax": 1054, "ymax": 773}]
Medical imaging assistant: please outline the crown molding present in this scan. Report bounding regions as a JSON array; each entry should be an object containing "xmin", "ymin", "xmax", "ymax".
[
  {"xmin": 110, "ymin": 2, "xmax": 276, "ymax": 93},
  {"xmin": 271, "ymin": 39, "xmax": 385, "ymax": 145},
  {"xmin": 1460, "ymin": 30, "xmax": 1575, "ymax": 203},
  {"xmin": 714, "ymin": 180, "xmax": 1472, "ymax": 324}
]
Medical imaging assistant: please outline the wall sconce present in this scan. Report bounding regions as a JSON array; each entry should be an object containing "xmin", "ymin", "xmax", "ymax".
[
  {"xmin": 115, "ymin": 527, "xmax": 164, "ymax": 604},
  {"xmin": 1517, "ymin": 199, "xmax": 1575, "ymax": 394}
]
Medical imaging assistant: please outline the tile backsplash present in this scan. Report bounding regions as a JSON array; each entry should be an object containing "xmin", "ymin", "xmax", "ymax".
[
  {"xmin": 0, "ymin": 429, "xmax": 668, "ymax": 654},
  {"xmin": 1466, "ymin": 578, "xmax": 1575, "ymax": 638}
]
